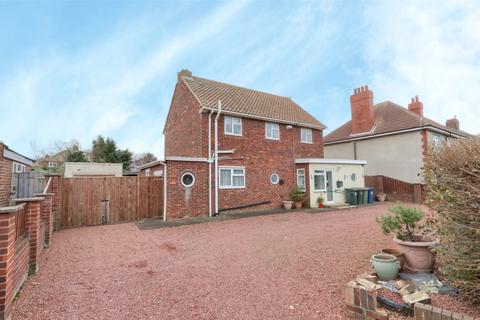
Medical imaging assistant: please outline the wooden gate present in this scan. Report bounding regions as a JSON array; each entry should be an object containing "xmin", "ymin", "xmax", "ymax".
[
  {"xmin": 61, "ymin": 176, "xmax": 163, "ymax": 228},
  {"xmin": 14, "ymin": 172, "xmax": 45, "ymax": 198}
]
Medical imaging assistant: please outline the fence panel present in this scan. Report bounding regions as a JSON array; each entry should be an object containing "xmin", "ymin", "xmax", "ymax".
[
  {"xmin": 15, "ymin": 172, "xmax": 45, "ymax": 198},
  {"xmin": 61, "ymin": 176, "xmax": 162, "ymax": 228}
]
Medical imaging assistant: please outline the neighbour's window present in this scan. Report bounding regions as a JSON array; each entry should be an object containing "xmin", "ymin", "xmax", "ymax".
[
  {"xmin": 145, "ymin": 169, "xmax": 150, "ymax": 177},
  {"xmin": 12, "ymin": 163, "xmax": 25, "ymax": 173},
  {"xmin": 181, "ymin": 172, "xmax": 195, "ymax": 188},
  {"xmin": 301, "ymin": 128, "xmax": 313, "ymax": 143},
  {"xmin": 313, "ymin": 169, "xmax": 326, "ymax": 191},
  {"xmin": 48, "ymin": 162, "xmax": 58, "ymax": 168},
  {"xmin": 219, "ymin": 167, "xmax": 245, "ymax": 189},
  {"xmin": 296, "ymin": 169, "xmax": 306, "ymax": 191},
  {"xmin": 153, "ymin": 170, "xmax": 163, "ymax": 177},
  {"xmin": 432, "ymin": 134, "xmax": 442, "ymax": 147},
  {"xmin": 270, "ymin": 173, "xmax": 279, "ymax": 185},
  {"xmin": 265, "ymin": 122, "xmax": 280, "ymax": 140},
  {"xmin": 224, "ymin": 116, "xmax": 242, "ymax": 136}
]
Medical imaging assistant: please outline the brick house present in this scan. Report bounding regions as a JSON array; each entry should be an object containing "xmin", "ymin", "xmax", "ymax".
[
  {"xmin": 0, "ymin": 142, "xmax": 34, "ymax": 206},
  {"xmin": 162, "ymin": 70, "xmax": 328, "ymax": 219},
  {"xmin": 324, "ymin": 86, "xmax": 470, "ymax": 184}
]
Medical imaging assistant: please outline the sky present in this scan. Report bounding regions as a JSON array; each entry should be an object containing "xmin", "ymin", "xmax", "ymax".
[{"xmin": 0, "ymin": 0, "xmax": 479, "ymax": 159}]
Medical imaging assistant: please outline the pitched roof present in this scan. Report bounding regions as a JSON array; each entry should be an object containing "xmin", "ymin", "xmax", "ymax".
[
  {"xmin": 180, "ymin": 75, "xmax": 325, "ymax": 129},
  {"xmin": 324, "ymin": 101, "xmax": 469, "ymax": 143}
]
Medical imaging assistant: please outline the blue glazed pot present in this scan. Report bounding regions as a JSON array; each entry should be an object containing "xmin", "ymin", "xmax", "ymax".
[{"xmin": 371, "ymin": 253, "xmax": 400, "ymax": 281}]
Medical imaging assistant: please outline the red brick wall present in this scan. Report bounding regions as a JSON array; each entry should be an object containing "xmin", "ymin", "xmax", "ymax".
[
  {"xmin": 0, "ymin": 143, "xmax": 13, "ymax": 207},
  {"xmin": 216, "ymin": 116, "xmax": 322, "ymax": 211},
  {"xmin": 12, "ymin": 235, "xmax": 29, "ymax": 299},
  {"xmin": 165, "ymin": 161, "xmax": 209, "ymax": 219},
  {"xmin": 164, "ymin": 80, "xmax": 205, "ymax": 158}
]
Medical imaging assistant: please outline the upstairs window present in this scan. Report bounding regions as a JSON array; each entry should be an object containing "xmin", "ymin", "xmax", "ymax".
[
  {"xmin": 265, "ymin": 122, "xmax": 280, "ymax": 140},
  {"xmin": 12, "ymin": 163, "xmax": 25, "ymax": 173},
  {"xmin": 48, "ymin": 162, "xmax": 58, "ymax": 168},
  {"xmin": 301, "ymin": 128, "xmax": 313, "ymax": 143},
  {"xmin": 432, "ymin": 134, "xmax": 442, "ymax": 147},
  {"xmin": 224, "ymin": 116, "xmax": 242, "ymax": 136}
]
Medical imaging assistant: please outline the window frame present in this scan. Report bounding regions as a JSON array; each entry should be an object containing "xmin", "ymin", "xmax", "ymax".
[
  {"xmin": 224, "ymin": 116, "xmax": 243, "ymax": 136},
  {"xmin": 313, "ymin": 169, "xmax": 327, "ymax": 192},
  {"xmin": 270, "ymin": 173, "xmax": 280, "ymax": 185},
  {"xmin": 432, "ymin": 134, "xmax": 442, "ymax": 147},
  {"xmin": 219, "ymin": 166, "xmax": 246, "ymax": 189},
  {"xmin": 301, "ymin": 128, "xmax": 313, "ymax": 144},
  {"xmin": 48, "ymin": 161, "xmax": 58, "ymax": 168},
  {"xmin": 12, "ymin": 163, "xmax": 25, "ymax": 173},
  {"xmin": 296, "ymin": 169, "xmax": 306, "ymax": 191},
  {"xmin": 145, "ymin": 168, "xmax": 150, "ymax": 177},
  {"xmin": 180, "ymin": 172, "xmax": 196, "ymax": 188},
  {"xmin": 265, "ymin": 122, "xmax": 280, "ymax": 140}
]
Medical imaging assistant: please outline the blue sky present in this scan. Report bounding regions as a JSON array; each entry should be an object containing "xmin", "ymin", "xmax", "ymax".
[{"xmin": 1, "ymin": 0, "xmax": 479, "ymax": 158}]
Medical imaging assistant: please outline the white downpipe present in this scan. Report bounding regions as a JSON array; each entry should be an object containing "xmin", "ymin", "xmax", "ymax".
[
  {"xmin": 208, "ymin": 110, "xmax": 213, "ymax": 217},
  {"xmin": 162, "ymin": 162, "xmax": 167, "ymax": 221},
  {"xmin": 214, "ymin": 100, "xmax": 222, "ymax": 215}
]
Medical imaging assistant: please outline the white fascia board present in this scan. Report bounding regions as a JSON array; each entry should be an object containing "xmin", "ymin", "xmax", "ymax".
[
  {"xmin": 295, "ymin": 158, "xmax": 367, "ymax": 165},
  {"xmin": 136, "ymin": 160, "xmax": 165, "ymax": 170},
  {"xmin": 3, "ymin": 148, "xmax": 34, "ymax": 166},
  {"xmin": 165, "ymin": 156, "xmax": 210, "ymax": 162},
  {"xmin": 324, "ymin": 126, "xmax": 466, "ymax": 145}
]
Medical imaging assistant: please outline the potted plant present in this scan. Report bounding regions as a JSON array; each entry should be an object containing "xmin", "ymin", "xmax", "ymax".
[
  {"xmin": 376, "ymin": 193, "xmax": 386, "ymax": 202},
  {"xmin": 317, "ymin": 196, "xmax": 325, "ymax": 208},
  {"xmin": 282, "ymin": 200, "xmax": 293, "ymax": 210},
  {"xmin": 290, "ymin": 186, "xmax": 306, "ymax": 209},
  {"xmin": 376, "ymin": 204, "xmax": 438, "ymax": 272},
  {"xmin": 371, "ymin": 253, "xmax": 400, "ymax": 281}
]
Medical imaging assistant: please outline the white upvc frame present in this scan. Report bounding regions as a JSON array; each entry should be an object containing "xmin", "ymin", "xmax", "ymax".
[
  {"xmin": 301, "ymin": 128, "xmax": 313, "ymax": 144},
  {"xmin": 313, "ymin": 169, "xmax": 327, "ymax": 192},
  {"xmin": 224, "ymin": 115, "xmax": 242, "ymax": 136},
  {"xmin": 180, "ymin": 172, "xmax": 196, "ymax": 188},
  {"xmin": 12, "ymin": 163, "xmax": 26, "ymax": 173},
  {"xmin": 48, "ymin": 161, "xmax": 58, "ymax": 168},
  {"xmin": 219, "ymin": 166, "xmax": 245, "ymax": 189},
  {"xmin": 265, "ymin": 122, "xmax": 280, "ymax": 140},
  {"xmin": 296, "ymin": 168, "xmax": 306, "ymax": 191},
  {"xmin": 145, "ymin": 168, "xmax": 151, "ymax": 176}
]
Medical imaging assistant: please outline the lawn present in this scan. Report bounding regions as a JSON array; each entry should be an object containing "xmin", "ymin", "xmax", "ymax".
[{"xmin": 11, "ymin": 204, "xmax": 408, "ymax": 319}]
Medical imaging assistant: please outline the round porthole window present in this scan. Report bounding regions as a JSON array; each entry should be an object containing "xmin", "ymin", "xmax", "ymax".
[
  {"xmin": 270, "ymin": 173, "xmax": 280, "ymax": 185},
  {"xmin": 351, "ymin": 173, "xmax": 356, "ymax": 181},
  {"xmin": 181, "ymin": 172, "xmax": 195, "ymax": 188}
]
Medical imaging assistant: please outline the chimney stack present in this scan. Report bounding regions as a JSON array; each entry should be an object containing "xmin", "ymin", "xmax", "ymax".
[
  {"xmin": 408, "ymin": 95, "xmax": 423, "ymax": 116},
  {"xmin": 350, "ymin": 85, "xmax": 374, "ymax": 134},
  {"xmin": 177, "ymin": 69, "xmax": 192, "ymax": 83},
  {"xmin": 446, "ymin": 117, "xmax": 460, "ymax": 131}
]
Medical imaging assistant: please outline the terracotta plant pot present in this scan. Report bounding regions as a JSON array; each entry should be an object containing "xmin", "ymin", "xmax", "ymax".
[
  {"xmin": 380, "ymin": 248, "xmax": 405, "ymax": 271},
  {"xmin": 282, "ymin": 201, "xmax": 293, "ymax": 210},
  {"xmin": 393, "ymin": 235, "xmax": 438, "ymax": 272},
  {"xmin": 294, "ymin": 201, "xmax": 302, "ymax": 209},
  {"xmin": 371, "ymin": 253, "xmax": 400, "ymax": 281},
  {"xmin": 376, "ymin": 193, "xmax": 386, "ymax": 202}
]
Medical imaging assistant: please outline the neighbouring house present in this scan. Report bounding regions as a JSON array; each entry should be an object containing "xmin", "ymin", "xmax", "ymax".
[
  {"xmin": 33, "ymin": 150, "xmax": 68, "ymax": 170},
  {"xmin": 161, "ymin": 69, "xmax": 366, "ymax": 219},
  {"xmin": 138, "ymin": 160, "xmax": 164, "ymax": 177},
  {"xmin": 0, "ymin": 142, "xmax": 34, "ymax": 206},
  {"xmin": 64, "ymin": 162, "xmax": 123, "ymax": 178},
  {"xmin": 324, "ymin": 86, "xmax": 470, "ymax": 189}
]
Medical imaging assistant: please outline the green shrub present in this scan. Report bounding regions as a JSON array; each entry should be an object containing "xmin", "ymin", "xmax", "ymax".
[
  {"xmin": 289, "ymin": 186, "xmax": 306, "ymax": 202},
  {"xmin": 376, "ymin": 204, "xmax": 424, "ymax": 241},
  {"xmin": 424, "ymin": 137, "xmax": 480, "ymax": 305}
]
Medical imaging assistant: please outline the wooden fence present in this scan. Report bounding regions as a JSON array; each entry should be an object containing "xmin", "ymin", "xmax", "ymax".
[
  {"xmin": 61, "ymin": 176, "xmax": 163, "ymax": 228},
  {"xmin": 14, "ymin": 172, "xmax": 45, "ymax": 198},
  {"xmin": 365, "ymin": 175, "xmax": 423, "ymax": 203}
]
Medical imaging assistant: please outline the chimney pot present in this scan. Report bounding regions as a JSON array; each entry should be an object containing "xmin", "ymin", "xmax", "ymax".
[
  {"xmin": 350, "ymin": 84, "xmax": 374, "ymax": 134},
  {"xmin": 446, "ymin": 117, "xmax": 460, "ymax": 131},
  {"xmin": 408, "ymin": 95, "xmax": 424, "ymax": 117},
  {"xmin": 177, "ymin": 69, "xmax": 192, "ymax": 83}
]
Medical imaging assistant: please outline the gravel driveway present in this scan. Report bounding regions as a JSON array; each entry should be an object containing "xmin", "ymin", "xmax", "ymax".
[{"xmin": 11, "ymin": 204, "xmax": 398, "ymax": 320}]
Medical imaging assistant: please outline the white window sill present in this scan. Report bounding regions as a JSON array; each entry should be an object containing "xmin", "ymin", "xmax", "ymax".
[
  {"xmin": 266, "ymin": 137, "xmax": 280, "ymax": 141},
  {"xmin": 219, "ymin": 186, "xmax": 246, "ymax": 190}
]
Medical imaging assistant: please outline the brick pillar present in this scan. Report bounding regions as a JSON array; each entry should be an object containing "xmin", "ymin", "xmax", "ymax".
[
  {"xmin": 14, "ymin": 198, "xmax": 44, "ymax": 274},
  {"xmin": 45, "ymin": 174, "xmax": 62, "ymax": 231},
  {"xmin": 0, "ymin": 204, "xmax": 24, "ymax": 320},
  {"xmin": 34, "ymin": 193, "xmax": 54, "ymax": 247}
]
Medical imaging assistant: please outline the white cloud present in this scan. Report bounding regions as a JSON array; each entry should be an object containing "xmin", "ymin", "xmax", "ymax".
[{"xmin": 363, "ymin": 0, "xmax": 480, "ymax": 133}]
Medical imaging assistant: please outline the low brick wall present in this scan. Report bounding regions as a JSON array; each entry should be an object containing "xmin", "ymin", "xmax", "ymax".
[
  {"xmin": 414, "ymin": 302, "xmax": 476, "ymax": 320},
  {"xmin": 345, "ymin": 280, "xmax": 387, "ymax": 319},
  {"xmin": 11, "ymin": 235, "xmax": 29, "ymax": 300}
]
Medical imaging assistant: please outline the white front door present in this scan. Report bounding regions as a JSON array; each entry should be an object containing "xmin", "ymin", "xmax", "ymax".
[{"xmin": 325, "ymin": 170, "xmax": 334, "ymax": 204}]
